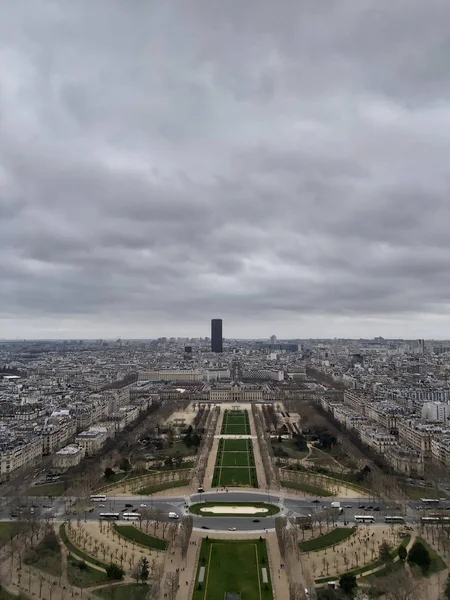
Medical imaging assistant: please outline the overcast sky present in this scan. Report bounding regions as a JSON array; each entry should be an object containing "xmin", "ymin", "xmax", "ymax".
[{"xmin": 1, "ymin": 1, "xmax": 450, "ymax": 340}]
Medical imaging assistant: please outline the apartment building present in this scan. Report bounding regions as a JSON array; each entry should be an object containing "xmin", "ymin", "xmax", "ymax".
[
  {"xmin": 75, "ymin": 429, "xmax": 107, "ymax": 457},
  {"xmin": 206, "ymin": 368, "xmax": 230, "ymax": 382},
  {"xmin": 53, "ymin": 444, "xmax": 83, "ymax": 471},
  {"xmin": 107, "ymin": 406, "xmax": 140, "ymax": 431},
  {"xmin": 431, "ymin": 437, "xmax": 450, "ymax": 468},
  {"xmin": 343, "ymin": 391, "xmax": 366, "ymax": 413},
  {"xmin": 398, "ymin": 419, "xmax": 445, "ymax": 457},
  {"xmin": 138, "ymin": 370, "xmax": 203, "ymax": 383},
  {"xmin": 41, "ymin": 416, "xmax": 77, "ymax": 455},
  {"xmin": 359, "ymin": 427, "xmax": 397, "ymax": 453},
  {"xmin": 421, "ymin": 401, "xmax": 450, "ymax": 424},
  {"xmin": 385, "ymin": 446, "xmax": 424, "ymax": 476},
  {"xmin": 0, "ymin": 437, "xmax": 43, "ymax": 480}
]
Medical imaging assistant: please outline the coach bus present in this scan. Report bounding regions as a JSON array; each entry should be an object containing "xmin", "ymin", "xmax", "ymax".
[
  {"xmin": 420, "ymin": 498, "xmax": 440, "ymax": 504},
  {"xmin": 355, "ymin": 515, "xmax": 375, "ymax": 523},
  {"xmin": 90, "ymin": 495, "xmax": 107, "ymax": 502},
  {"xmin": 123, "ymin": 513, "xmax": 141, "ymax": 521},
  {"xmin": 99, "ymin": 512, "xmax": 120, "ymax": 520},
  {"xmin": 385, "ymin": 516, "xmax": 405, "ymax": 524},
  {"xmin": 420, "ymin": 516, "xmax": 450, "ymax": 525}
]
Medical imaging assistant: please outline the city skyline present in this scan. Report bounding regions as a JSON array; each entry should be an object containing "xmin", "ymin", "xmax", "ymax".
[{"xmin": 2, "ymin": 1, "xmax": 450, "ymax": 340}]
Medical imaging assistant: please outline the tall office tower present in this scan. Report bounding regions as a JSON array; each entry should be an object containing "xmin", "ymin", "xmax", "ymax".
[{"xmin": 211, "ymin": 319, "xmax": 223, "ymax": 353}]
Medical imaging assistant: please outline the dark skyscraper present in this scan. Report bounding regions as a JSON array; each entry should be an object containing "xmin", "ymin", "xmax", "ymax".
[{"xmin": 211, "ymin": 319, "xmax": 223, "ymax": 353}]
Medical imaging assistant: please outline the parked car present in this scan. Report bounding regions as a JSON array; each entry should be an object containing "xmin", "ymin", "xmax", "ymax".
[
  {"xmin": 201, "ymin": 526, "xmax": 209, "ymax": 530},
  {"xmin": 358, "ymin": 505, "xmax": 365, "ymax": 509},
  {"xmin": 344, "ymin": 505, "xmax": 352, "ymax": 509},
  {"xmin": 125, "ymin": 504, "xmax": 133, "ymax": 508},
  {"xmin": 228, "ymin": 527, "xmax": 237, "ymax": 531},
  {"xmin": 374, "ymin": 507, "xmax": 380, "ymax": 512},
  {"xmin": 140, "ymin": 504, "xmax": 147, "ymax": 508}
]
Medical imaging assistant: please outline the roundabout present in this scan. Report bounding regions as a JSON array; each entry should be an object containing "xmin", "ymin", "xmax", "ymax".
[{"xmin": 189, "ymin": 501, "xmax": 280, "ymax": 517}]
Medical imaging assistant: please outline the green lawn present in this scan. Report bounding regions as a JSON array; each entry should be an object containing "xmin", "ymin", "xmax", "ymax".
[
  {"xmin": 136, "ymin": 479, "xmax": 190, "ymax": 495},
  {"xmin": 192, "ymin": 538, "xmax": 273, "ymax": 600},
  {"xmin": 221, "ymin": 423, "xmax": 251, "ymax": 435},
  {"xmin": 308, "ymin": 447, "xmax": 340, "ymax": 467},
  {"xmin": 190, "ymin": 502, "xmax": 280, "ymax": 517},
  {"xmin": 28, "ymin": 481, "xmax": 65, "ymax": 496},
  {"xmin": 0, "ymin": 586, "xmax": 20, "ymax": 600},
  {"xmin": 23, "ymin": 530, "xmax": 62, "ymax": 577},
  {"xmin": 416, "ymin": 537, "xmax": 446, "ymax": 575},
  {"xmin": 299, "ymin": 527, "xmax": 356, "ymax": 552},
  {"xmin": 93, "ymin": 584, "xmax": 150, "ymax": 600},
  {"xmin": 221, "ymin": 411, "xmax": 250, "ymax": 435},
  {"xmin": 101, "ymin": 472, "xmax": 128, "ymax": 486},
  {"xmin": 0, "ymin": 522, "xmax": 20, "ymax": 548},
  {"xmin": 404, "ymin": 485, "xmax": 449, "ymax": 500},
  {"xmin": 113, "ymin": 525, "xmax": 167, "ymax": 551},
  {"xmin": 67, "ymin": 555, "xmax": 108, "ymax": 587},
  {"xmin": 59, "ymin": 524, "xmax": 109, "ymax": 570},
  {"xmin": 271, "ymin": 440, "xmax": 308, "ymax": 460},
  {"xmin": 213, "ymin": 436, "xmax": 257, "ymax": 487},
  {"xmin": 223, "ymin": 439, "xmax": 251, "ymax": 452},
  {"xmin": 315, "ymin": 535, "xmax": 411, "ymax": 583},
  {"xmin": 218, "ymin": 452, "xmax": 253, "ymax": 467},
  {"xmin": 280, "ymin": 480, "xmax": 333, "ymax": 497},
  {"xmin": 213, "ymin": 467, "xmax": 258, "ymax": 488}
]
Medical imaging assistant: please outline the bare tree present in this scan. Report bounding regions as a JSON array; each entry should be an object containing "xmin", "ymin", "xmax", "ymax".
[
  {"xmin": 165, "ymin": 571, "xmax": 180, "ymax": 600},
  {"xmin": 179, "ymin": 515, "xmax": 193, "ymax": 559},
  {"xmin": 370, "ymin": 567, "xmax": 426, "ymax": 600},
  {"xmin": 289, "ymin": 582, "xmax": 304, "ymax": 600},
  {"xmin": 275, "ymin": 517, "xmax": 288, "ymax": 559}
]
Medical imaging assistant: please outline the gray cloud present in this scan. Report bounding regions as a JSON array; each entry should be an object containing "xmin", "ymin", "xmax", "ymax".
[{"xmin": 1, "ymin": 0, "xmax": 450, "ymax": 339}]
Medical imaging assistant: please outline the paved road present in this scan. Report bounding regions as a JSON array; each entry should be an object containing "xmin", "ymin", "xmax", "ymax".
[{"xmin": 1, "ymin": 490, "xmax": 425, "ymax": 531}]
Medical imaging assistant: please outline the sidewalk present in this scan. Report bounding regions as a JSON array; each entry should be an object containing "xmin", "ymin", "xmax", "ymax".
[
  {"xmin": 175, "ymin": 530, "xmax": 202, "ymax": 600},
  {"xmin": 247, "ymin": 405, "xmax": 268, "ymax": 490}
]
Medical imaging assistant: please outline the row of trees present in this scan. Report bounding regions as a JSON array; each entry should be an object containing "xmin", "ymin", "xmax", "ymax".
[
  {"xmin": 194, "ymin": 406, "xmax": 220, "ymax": 487},
  {"xmin": 252, "ymin": 404, "xmax": 279, "ymax": 489}
]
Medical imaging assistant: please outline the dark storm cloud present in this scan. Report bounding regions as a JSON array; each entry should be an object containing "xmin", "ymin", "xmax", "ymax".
[{"xmin": 1, "ymin": 0, "xmax": 450, "ymax": 338}]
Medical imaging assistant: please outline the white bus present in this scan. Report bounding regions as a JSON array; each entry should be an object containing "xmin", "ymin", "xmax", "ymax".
[
  {"xmin": 385, "ymin": 516, "xmax": 405, "ymax": 524},
  {"xmin": 420, "ymin": 498, "xmax": 440, "ymax": 504},
  {"xmin": 421, "ymin": 516, "xmax": 450, "ymax": 525},
  {"xmin": 355, "ymin": 515, "xmax": 375, "ymax": 523},
  {"xmin": 99, "ymin": 512, "xmax": 120, "ymax": 520},
  {"xmin": 90, "ymin": 495, "xmax": 107, "ymax": 502},
  {"xmin": 123, "ymin": 513, "xmax": 141, "ymax": 521}
]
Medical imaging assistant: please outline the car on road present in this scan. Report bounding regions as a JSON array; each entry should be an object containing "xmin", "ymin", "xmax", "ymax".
[
  {"xmin": 125, "ymin": 504, "xmax": 133, "ymax": 508},
  {"xmin": 253, "ymin": 519, "xmax": 260, "ymax": 523},
  {"xmin": 312, "ymin": 499, "xmax": 320, "ymax": 504},
  {"xmin": 140, "ymin": 504, "xmax": 147, "ymax": 508},
  {"xmin": 201, "ymin": 526, "xmax": 209, "ymax": 530},
  {"xmin": 344, "ymin": 505, "xmax": 352, "ymax": 509},
  {"xmin": 98, "ymin": 504, "xmax": 105, "ymax": 507},
  {"xmin": 228, "ymin": 527, "xmax": 237, "ymax": 531}
]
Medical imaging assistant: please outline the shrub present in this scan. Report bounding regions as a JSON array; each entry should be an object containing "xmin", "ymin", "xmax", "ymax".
[
  {"xmin": 408, "ymin": 541, "xmax": 431, "ymax": 573},
  {"xmin": 106, "ymin": 563, "xmax": 124, "ymax": 581}
]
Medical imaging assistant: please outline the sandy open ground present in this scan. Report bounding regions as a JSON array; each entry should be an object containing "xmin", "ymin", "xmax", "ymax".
[
  {"xmin": 200, "ymin": 505, "xmax": 269, "ymax": 514},
  {"xmin": 165, "ymin": 409, "xmax": 195, "ymax": 426}
]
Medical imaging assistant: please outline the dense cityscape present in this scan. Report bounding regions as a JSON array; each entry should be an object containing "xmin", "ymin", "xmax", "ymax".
[
  {"xmin": 0, "ymin": 326, "xmax": 450, "ymax": 599},
  {"xmin": 2, "ymin": 0, "xmax": 449, "ymax": 599}
]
